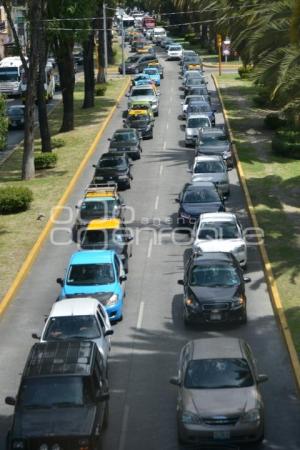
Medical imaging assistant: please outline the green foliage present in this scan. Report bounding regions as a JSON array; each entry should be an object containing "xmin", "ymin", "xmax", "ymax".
[
  {"xmin": 264, "ymin": 113, "xmax": 287, "ymax": 130},
  {"xmin": 95, "ymin": 83, "xmax": 107, "ymax": 96},
  {"xmin": 34, "ymin": 152, "xmax": 58, "ymax": 170},
  {"xmin": 238, "ymin": 66, "xmax": 254, "ymax": 80},
  {"xmin": 0, "ymin": 94, "xmax": 8, "ymax": 150},
  {"xmin": 253, "ymin": 88, "xmax": 271, "ymax": 108},
  {"xmin": 51, "ymin": 138, "xmax": 65, "ymax": 149},
  {"xmin": 272, "ymin": 130, "xmax": 300, "ymax": 158},
  {"xmin": 0, "ymin": 186, "xmax": 33, "ymax": 214}
]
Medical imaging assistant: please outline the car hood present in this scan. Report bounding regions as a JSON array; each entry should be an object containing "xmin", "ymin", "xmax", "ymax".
[
  {"xmin": 62, "ymin": 282, "xmax": 118, "ymax": 298},
  {"xmin": 200, "ymin": 143, "xmax": 230, "ymax": 153},
  {"xmin": 14, "ymin": 406, "xmax": 96, "ymax": 437},
  {"xmin": 191, "ymin": 173, "xmax": 228, "ymax": 183},
  {"xmin": 181, "ymin": 202, "xmax": 222, "ymax": 215},
  {"xmin": 189, "ymin": 285, "xmax": 241, "ymax": 302},
  {"xmin": 129, "ymin": 95, "xmax": 157, "ymax": 103},
  {"xmin": 182, "ymin": 386, "xmax": 258, "ymax": 417},
  {"xmin": 186, "ymin": 127, "xmax": 201, "ymax": 136},
  {"xmin": 194, "ymin": 239, "xmax": 244, "ymax": 253}
]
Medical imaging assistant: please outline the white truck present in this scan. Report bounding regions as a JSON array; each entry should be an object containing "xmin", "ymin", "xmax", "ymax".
[{"xmin": 152, "ymin": 27, "xmax": 167, "ymax": 44}]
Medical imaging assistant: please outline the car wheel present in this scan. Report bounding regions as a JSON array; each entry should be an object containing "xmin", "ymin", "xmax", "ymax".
[{"xmin": 155, "ymin": 110, "xmax": 159, "ymax": 117}]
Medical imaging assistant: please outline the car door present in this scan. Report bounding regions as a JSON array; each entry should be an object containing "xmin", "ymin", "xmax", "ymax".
[{"xmin": 114, "ymin": 255, "xmax": 126, "ymax": 297}]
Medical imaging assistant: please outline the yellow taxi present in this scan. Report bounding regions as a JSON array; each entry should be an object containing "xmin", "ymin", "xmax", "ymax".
[
  {"xmin": 125, "ymin": 108, "xmax": 154, "ymax": 139},
  {"xmin": 187, "ymin": 63, "xmax": 202, "ymax": 71},
  {"xmin": 80, "ymin": 218, "xmax": 133, "ymax": 272}
]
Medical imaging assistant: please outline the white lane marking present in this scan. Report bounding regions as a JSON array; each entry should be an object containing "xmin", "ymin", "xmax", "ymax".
[
  {"xmin": 136, "ymin": 301, "xmax": 145, "ymax": 329},
  {"xmin": 159, "ymin": 163, "xmax": 164, "ymax": 175},
  {"xmin": 168, "ymin": 107, "xmax": 171, "ymax": 114},
  {"xmin": 118, "ymin": 405, "xmax": 130, "ymax": 450},
  {"xmin": 163, "ymin": 141, "xmax": 167, "ymax": 150},
  {"xmin": 154, "ymin": 195, "xmax": 159, "ymax": 210},
  {"xmin": 147, "ymin": 238, "xmax": 153, "ymax": 258},
  {"xmin": 166, "ymin": 123, "xmax": 169, "ymax": 130}
]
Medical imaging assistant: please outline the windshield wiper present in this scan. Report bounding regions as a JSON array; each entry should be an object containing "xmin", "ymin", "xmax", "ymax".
[{"xmin": 52, "ymin": 402, "xmax": 82, "ymax": 407}]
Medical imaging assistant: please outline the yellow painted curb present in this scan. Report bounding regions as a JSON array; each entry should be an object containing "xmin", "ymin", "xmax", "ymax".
[
  {"xmin": 212, "ymin": 73, "xmax": 300, "ymax": 393},
  {"xmin": 0, "ymin": 76, "xmax": 131, "ymax": 317},
  {"xmin": 203, "ymin": 62, "xmax": 240, "ymax": 70}
]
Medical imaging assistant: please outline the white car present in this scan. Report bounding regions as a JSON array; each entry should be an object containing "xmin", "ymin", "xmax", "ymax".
[
  {"xmin": 36, "ymin": 297, "xmax": 113, "ymax": 368},
  {"xmin": 167, "ymin": 44, "xmax": 183, "ymax": 60},
  {"xmin": 185, "ymin": 113, "xmax": 211, "ymax": 146},
  {"xmin": 188, "ymin": 155, "xmax": 230, "ymax": 196},
  {"xmin": 192, "ymin": 212, "xmax": 247, "ymax": 267}
]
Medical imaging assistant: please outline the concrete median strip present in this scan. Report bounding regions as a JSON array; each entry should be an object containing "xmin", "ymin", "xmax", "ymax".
[
  {"xmin": 0, "ymin": 76, "xmax": 130, "ymax": 317},
  {"xmin": 212, "ymin": 73, "xmax": 300, "ymax": 393}
]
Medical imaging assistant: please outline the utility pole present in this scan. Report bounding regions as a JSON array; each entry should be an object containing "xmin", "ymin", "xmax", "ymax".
[
  {"xmin": 217, "ymin": 33, "xmax": 222, "ymax": 76},
  {"xmin": 121, "ymin": 14, "xmax": 125, "ymax": 76},
  {"xmin": 103, "ymin": 2, "xmax": 108, "ymax": 81}
]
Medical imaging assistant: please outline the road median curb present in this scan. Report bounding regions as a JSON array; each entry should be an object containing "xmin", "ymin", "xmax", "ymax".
[
  {"xmin": 203, "ymin": 62, "xmax": 240, "ymax": 70},
  {"xmin": 212, "ymin": 73, "xmax": 300, "ymax": 394},
  {"xmin": 0, "ymin": 76, "xmax": 131, "ymax": 317}
]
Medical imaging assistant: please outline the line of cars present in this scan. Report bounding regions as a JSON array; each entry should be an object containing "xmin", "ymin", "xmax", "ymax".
[
  {"xmin": 157, "ymin": 37, "xmax": 269, "ymax": 447},
  {"xmin": 4, "ymin": 32, "xmax": 164, "ymax": 450}
]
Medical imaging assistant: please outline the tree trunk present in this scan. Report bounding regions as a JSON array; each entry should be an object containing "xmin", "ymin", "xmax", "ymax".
[
  {"xmin": 54, "ymin": 38, "xmax": 75, "ymax": 132},
  {"xmin": 200, "ymin": 24, "xmax": 208, "ymax": 47},
  {"xmin": 107, "ymin": 18, "xmax": 114, "ymax": 65},
  {"xmin": 22, "ymin": 0, "xmax": 41, "ymax": 180},
  {"xmin": 96, "ymin": 12, "xmax": 106, "ymax": 84},
  {"xmin": 82, "ymin": 32, "xmax": 95, "ymax": 109},
  {"xmin": 38, "ymin": 0, "xmax": 51, "ymax": 152}
]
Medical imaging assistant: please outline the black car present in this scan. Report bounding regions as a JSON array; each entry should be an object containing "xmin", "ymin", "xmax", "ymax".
[
  {"xmin": 123, "ymin": 113, "xmax": 154, "ymax": 139},
  {"xmin": 5, "ymin": 341, "xmax": 110, "ymax": 450},
  {"xmin": 92, "ymin": 154, "xmax": 133, "ymax": 189},
  {"xmin": 80, "ymin": 223, "xmax": 133, "ymax": 273},
  {"xmin": 119, "ymin": 53, "xmax": 158, "ymax": 74},
  {"xmin": 178, "ymin": 251, "xmax": 250, "ymax": 326},
  {"xmin": 7, "ymin": 105, "xmax": 25, "ymax": 129},
  {"xmin": 184, "ymin": 77, "xmax": 207, "ymax": 96},
  {"xmin": 176, "ymin": 181, "xmax": 225, "ymax": 226},
  {"xmin": 195, "ymin": 127, "xmax": 234, "ymax": 167},
  {"xmin": 108, "ymin": 128, "xmax": 142, "ymax": 159}
]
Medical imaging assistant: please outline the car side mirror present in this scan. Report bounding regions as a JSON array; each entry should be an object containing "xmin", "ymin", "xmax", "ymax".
[
  {"xmin": 108, "ymin": 138, "xmax": 111, "ymax": 141},
  {"xmin": 5, "ymin": 396, "xmax": 16, "ymax": 406},
  {"xmin": 169, "ymin": 376, "xmax": 181, "ymax": 386},
  {"xmin": 177, "ymin": 280, "xmax": 184, "ymax": 286},
  {"xmin": 181, "ymin": 101, "xmax": 184, "ymax": 105},
  {"xmin": 257, "ymin": 374, "xmax": 268, "ymax": 384},
  {"xmin": 104, "ymin": 329, "xmax": 114, "ymax": 337},
  {"xmin": 182, "ymin": 124, "xmax": 186, "ymax": 129},
  {"xmin": 175, "ymin": 198, "xmax": 180, "ymax": 203},
  {"xmin": 243, "ymin": 276, "xmax": 251, "ymax": 283},
  {"xmin": 32, "ymin": 333, "xmax": 40, "ymax": 340},
  {"xmin": 120, "ymin": 275, "xmax": 127, "ymax": 282},
  {"xmin": 56, "ymin": 277, "xmax": 63, "ymax": 286},
  {"xmin": 92, "ymin": 164, "xmax": 96, "ymax": 168}
]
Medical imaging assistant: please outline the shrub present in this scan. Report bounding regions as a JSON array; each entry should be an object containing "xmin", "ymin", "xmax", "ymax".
[
  {"xmin": 34, "ymin": 152, "xmax": 58, "ymax": 170},
  {"xmin": 264, "ymin": 113, "xmax": 287, "ymax": 130},
  {"xmin": 238, "ymin": 65, "xmax": 253, "ymax": 79},
  {"xmin": 0, "ymin": 186, "xmax": 33, "ymax": 214},
  {"xmin": 253, "ymin": 88, "xmax": 270, "ymax": 107},
  {"xmin": 272, "ymin": 131, "xmax": 300, "ymax": 159},
  {"xmin": 51, "ymin": 138, "xmax": 65, "ymax": 149},
  {"xmin": 95, "ymin": 84, "xmax": 107, "ymax": 96}
]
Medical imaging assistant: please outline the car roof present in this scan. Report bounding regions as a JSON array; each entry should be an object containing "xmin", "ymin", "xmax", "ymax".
[
  {"xmin": 200, "ymin": 212, "xmax": 237, "ymax": 222},
  {"xmin": 24, "ymin": 341, "xmax": 96, "ymax": 377},
  {"xmin": 69, "ymin": 250, "xmax": 115, "ymax": 265},
  {"xmin": 200, "ymin": 128, "xmax": 225, "ymax": 136},
  {"xmin": 185, "ymin": 181, "xmax": 216, "ymax": 189},
  {"xmin": 128, "ymin": 109, "xmax": 148, "ymax": 116},
  {"xmin": 192, "ymin": 251, "xmax": 234, "ymax": 264},
  {"xmin": 49, "ymin": 297, "xmax": 101, "ymax": 318},
  {"xmin": 86, "ymin": 218, "xmax": 121, "ymax": 230},
  {"xmin": 190, "ymin": 338, "xmax": 244, "ymax": 360},
  {"xmin": 114, "ymin": 128, "xmax": 135, "ymax": 134},
  {"xmin": 194, "ymin": 155, "xmax": 223, "ymax": 162},
  {"xmin": 187, "ymin": 113, "xmax": 210, "ymax": 119}
]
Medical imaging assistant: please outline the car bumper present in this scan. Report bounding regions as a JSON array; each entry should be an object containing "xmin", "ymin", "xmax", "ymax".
[
  {"xmin": 106, "ymin": 300, "xmax": 123, "ymax": 321},
  {"xmin": 215, "ymin": 183, "xmax": 230, "ymax": 195},
  {"xmin": 178, "ymin": 419, "xmax": 264, "ymax": 445},
  {"xmin": 177, "ymin": 214, "xmax": 198, "ymax": 226},
  {"xmin": 94, "ymin": 177, "xmax": 130, "ymax": 187},
  {"xmin": 184, "ymin": 304, "xmax": 246, "ymax": 324},
  {"xmin": 185, "ymin": 136, "xmax": 197, "ymax": 146}
]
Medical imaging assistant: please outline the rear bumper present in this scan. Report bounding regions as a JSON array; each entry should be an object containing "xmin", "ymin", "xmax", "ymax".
[{"xmin": 184, "ymin": 304, "xmax": 247, "ymax": 324}]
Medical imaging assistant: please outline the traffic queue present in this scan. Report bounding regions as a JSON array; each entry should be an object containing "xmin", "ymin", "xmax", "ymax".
[{"xmin": 4, "ymin": 22, "xmax": 268, "ymax": 450}]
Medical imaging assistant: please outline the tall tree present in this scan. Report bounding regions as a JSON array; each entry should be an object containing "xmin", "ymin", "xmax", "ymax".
[{"xmin": 82, "ymin": 30, "xmax": 95, "ymax": 108}]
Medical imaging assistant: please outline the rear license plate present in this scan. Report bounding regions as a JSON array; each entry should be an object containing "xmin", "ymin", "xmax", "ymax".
[
  {"xmin": 210, "ymin": 312, "xmax": 222, "ymax": 321},
  {"xmin": 213, "ymin": 431, "xmax": 230, "ymax": 440}
]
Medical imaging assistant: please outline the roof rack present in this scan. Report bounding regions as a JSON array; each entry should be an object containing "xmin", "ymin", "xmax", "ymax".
[{"xmin": 85, "ymin": 182, "xmax": 118, "ymax": 198}]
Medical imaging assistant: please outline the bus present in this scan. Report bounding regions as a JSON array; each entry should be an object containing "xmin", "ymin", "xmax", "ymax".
[{"xmin": 0, "ymin": 57, "xmax": 26, "ymax": 96}]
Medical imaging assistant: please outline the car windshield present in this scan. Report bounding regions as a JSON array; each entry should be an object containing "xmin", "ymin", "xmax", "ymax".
[
  {"xmin": 128, "ymin": 115, "xmax": 148, "ymax": 122},
  {"xmin": 127, "ymin": 56, "xmax": 139, "ymax": 63},
  {"xmin": 8, "ymin": 107, "xmax": 24, "ymax": 116},
  {"xmin": 113, "ymin": 132, "xmax": 137, "ymax": 142},
  {"xmin": 44, "ymin": 316, "xmax": 101, "ymax": 340},
  {"xmin": 81, "ymin": 229, "xmax": 126, "ymax": 249},
  {"xmin": 184, "ymin": 359, "xmax": 254, "ymax": 389},
  {"xmin": 19, "ymin": 377, "xmax": 92, "ymax": 408},
  {"xmin": 190, "ymin": 89, "xmax": 208, "ymax": 96},
  {"xmin": 188, "ymin": 57, "xmax": 201, "ymax": 65},
  {"xmin": 170, "ymin": 46, "xmax": 181, "ymax": 51},
  {"xmin": 187, "ymin": 78, "xmax": 204, "ymax": 86},
  {"xmin": 144, "ymin": 69, "xmax": 158, "ymax": 75},
  {"xmin": 183, "ymin": 188, "xmax": 219, "ymax": 204},
  {"xmin": 189, "ymin": 263, "xmax": 240, "ymax": 287},
  {"xmin": 201, "ymin": 135, "xmax": 227, "ymax": 144},
  {"xmin": 0, "ymin": 68, "xmax": 19, "ymax": 81},
  {"xmin": 97, "ymin": 159, "xmax": 126, "ymax": 169},
  {"xmin": 188, "ymin": 104, "xmax": 210, "ymax": 114},
  {"xmin": 194, "ymin": 161, "xmax": 225, "ymax": 173},
  {"xmin": 199, "ymin": 221, "xmax": 240, "ymax": 239},
  {"xmin": 187, "ymin": 118, "xmax": 209, "ymax": 128},
  {"xmin": 80, "ymin": 200, "xmax": 117, "ymax": 220},
  {"xmin": 131, "ymin": 88, "xmax": 154, "ymax": 96},
  {"xmin": 67, "ymin": 263, "xmax": 115, "ymax": 285}
]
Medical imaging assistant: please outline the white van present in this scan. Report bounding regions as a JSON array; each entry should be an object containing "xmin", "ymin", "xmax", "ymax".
[{"xmin": 152, "ymin": 27, "xmax": 167, "ymax": 44}]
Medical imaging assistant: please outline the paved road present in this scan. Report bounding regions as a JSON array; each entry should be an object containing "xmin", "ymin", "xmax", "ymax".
[{"xmin": 0, "ymin": 49, "xmax": 299, "ymax": 450}]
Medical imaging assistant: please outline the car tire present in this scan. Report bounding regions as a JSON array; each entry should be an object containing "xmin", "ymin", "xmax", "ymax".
[{"xmin": 155, "ymin": 110, "xmax": 159, "ymax": 117}]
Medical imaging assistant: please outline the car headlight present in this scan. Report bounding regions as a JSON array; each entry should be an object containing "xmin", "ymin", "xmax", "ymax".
[
  {"xmin": 181, "ymin": 411, "xmax": 202, "ymax": 425},
  {"xmin": 12, "ymin": 442, "xmax": 25, "ymax": 449},
  {"xmin": 223, "ymin": 150, "xmax": 232, "ymax": 158},
  {"xmin": 107, "ymin": 293, "xmax": 118, "ymax": 306},
  {"xmin": 241, "ymin": 408, "xmax": 261, "ymax": 423},
  {"xmin": 235, "ymin": 244, "xmax": 246, "ymax": 253},
  {"xmin": 39, "ymin": 445, "xmax": 48, "ymax": 450},
  {"xmin": 180, "ymin": 211, "xmax": 190, "ymax": 219},
  {"xmin": 146, "ymin": 124, "xmax": 152, "ymax": 131},
  {"xmin": 118, "ymin": 174, "xmax": 128, "ymax": 179},
  {"xmin": 232, "ymin": 295, "xmax": 245, "ymax": 308}
]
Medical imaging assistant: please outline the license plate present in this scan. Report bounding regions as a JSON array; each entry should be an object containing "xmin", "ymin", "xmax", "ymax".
[
  {"xmin": 210, "ymin": 312, "xmax": 222, "ymax": 321},
  {"xmin": 213, "ymin": 431, "xmax": 230, "ymax": 440}
]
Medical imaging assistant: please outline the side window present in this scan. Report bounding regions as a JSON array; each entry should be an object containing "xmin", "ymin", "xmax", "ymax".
[{"xmin": 96, "ymin": 310, "xmax": 105, "ymax": 330}]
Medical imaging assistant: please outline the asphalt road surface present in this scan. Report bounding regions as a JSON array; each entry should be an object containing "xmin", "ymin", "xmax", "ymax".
[{"xmin": 0, "ymin": 49, "xmax": 299, "ymax": 450}]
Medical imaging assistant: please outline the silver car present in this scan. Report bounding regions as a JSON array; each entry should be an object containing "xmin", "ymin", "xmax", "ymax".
[
  {"xmin": 170, "ymin": 337, "xmax": 268, "ymax": 446},
  {"xmin": 188, "ymin": 155, "xmax": 230, "ymax": 196},
  {"xmin": 185, "ymin": 113, "xmax": 211, "ymax": 146},
  {"xmin": 128, "ymin": 85, "xmax": 160, "ymax": 116},
  {"xmin": 181, "ymin": 95, "xmax": 207, "ymax": 119}
]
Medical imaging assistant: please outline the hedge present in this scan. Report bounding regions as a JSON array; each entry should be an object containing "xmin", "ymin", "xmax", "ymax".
[
  {"xmin": 34, "ymin": 152, "xmax": 58, "ymax": 170},
  {"xmin": 95, "ymin": 84, "xmax": 107, "ymax": 97},
  {"xmin": 272, "ymin": 131, "xmax": 300, "ymax": 159},
  {"xmin": 264, "ymin": 113, "xmax": 287, "ymax": 130},
  {"xmin": 238, "ymin": 66, "xmax": 253, "ymax": 80},
  {"xmin": 0, "ymin": 186, "xmax": 33, "ymax": 214}
]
